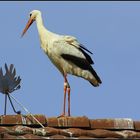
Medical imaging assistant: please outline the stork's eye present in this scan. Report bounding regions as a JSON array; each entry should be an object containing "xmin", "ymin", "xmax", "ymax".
[{"xmin": 29, "ymin": 13, "xmax": 32, "ymax": 17}]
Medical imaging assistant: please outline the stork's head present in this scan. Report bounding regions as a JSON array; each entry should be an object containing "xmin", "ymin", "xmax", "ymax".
[
  {"xmin": 21, "ymin": 10, "xmax": 41, "ymax": 37},
  {"xmin": 29, "ymin": 10, "xmax": 41, "ymax": 20}
]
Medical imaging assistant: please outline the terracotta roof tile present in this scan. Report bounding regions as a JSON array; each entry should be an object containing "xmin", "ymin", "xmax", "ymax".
[
  {"xmin": 44, "ymin": 127, "xmax": 60, "ymax": 136},
  {"xmin": 0, "ymin": 126, "xmax": 9, "ymax": 134},
  {"xmin": 87, "ymin": 129, "xmax": 123, "ymax": 138},
  {"xmin": 49, "ymin": 134, "xmax": 67, "ymax": 139},
  {"xmin": 19, "ymin": 133, "xmax": 46, "ymax": 139},
  {"xmin": 90, "ymin": 118, "xmax": 134, "ymax": 130},
  {"xmin": 11, "ymin": 125, "xmax": 33, "ymax": 135},
  {"xmin": 116, "ymin": 130, "xmax": 140, "ymax": 139},
  {"xmin": 1, "ymin": 115, "xmax": 23, "ymax": 125},
  {"xmin": 24, "ymin": 114, "xmax": 46, "ymax": 125},
  {"xmin": 47, "ymin": 117, "xmax": 58, "ymax": 127},
  {"xmin": 78, "ymin": 135, "xmax": 95, "ymax": 139},
  {"xmin": 60, "ymin": 128, "xmax": 87, "ymax": 137},
  {"xmin": 57, "ymin": 116, "xmax": 90, "ymax": 128},
  {"xmin": 134, "ymin": 121, "xmax": 140, "ymax": 130},
  {"xmin": 0, "ymin": 114, "xmax": 140, "ymax": 139},
  {"xmin": 0, "ymin": 133, "xmax": 23, "ymax": 139}
]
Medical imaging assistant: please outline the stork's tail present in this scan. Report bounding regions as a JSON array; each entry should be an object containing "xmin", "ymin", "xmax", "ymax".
[{"xmin": 88, "ymin": 66, "xmax": 102, "ymax": 87}]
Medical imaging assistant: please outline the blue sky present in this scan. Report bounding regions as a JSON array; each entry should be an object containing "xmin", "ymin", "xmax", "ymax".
[{"xmin": 0, "ymin": 1, "xmax": 140, "ymax": 120}]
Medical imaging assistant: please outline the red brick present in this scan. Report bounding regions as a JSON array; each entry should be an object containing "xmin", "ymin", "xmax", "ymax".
[
  {"xmin": 58, "ymin": 116, "xmax": 67, "ymax": 127},
  {"xmin": 116, "ymin": 130, "xmax": 140, "ymax": 138},
  {"xmin": 50, "ymin": 134, "xmax": 67, "ymax": 139},
  {"xmin": 90, "ymin": 118, "xmax": 134, "ymax": 130},
  {"xmin": 33, "ymin": 128, "xmax": 46, "ymax": 136},
  {"xmin": 11, "ymin": 125, "xmax": 33, "ymax": 135},
  {"xmin": 0, "ymin": 126, "xmax": 10, "ymax": 133},
  {"xmin": 0, "ymin": 115, "xmax": 23, "ymax": 125},
  {"xmin": 78, "ymin": 136, "xmax": 96, "ymax": 139},
  {"xmin": 59, "ymin": 129, "xmax": 71, "ymax": 137},
  {"xmin": 19, "ymin": 134, "xmax": 46, "ymax": 139},
  {"xmin": 104, "ymin": 138, "xmax": 120, "ymax": 139},
  {"xmin": 24, "ymin": 114, "xmax": 46, "ymax": 125},
  {"xmin": 87, "ymin": 129, "xmax": 123, "ymax": 138},
  {"xmin": 67, "ymin": 116, "xmax": 90, "ymax": 127},
  {"xmin": 0, "ymin": 133, "xmax": 20, "ymax": 139},
  {"xmin": 60, "ymin": 128, "xmax": 87, "ymax": 137},
  {"xmin": 135, "ymin": 132, "xmax": 140, "ymax": 138},
  {"xmin": 57, "ymin": 116, "xmax": 90, "ymax": 127},
  {"xmin": 47, "ymin": 117, "xmax": 58, "ymax": 127},
  {"xmin": 33, "ymin": 127, "xmax": 59, "ymax": 136},
  {"xmin": 134, "ymin": 121, "xmax": 140, "ymax": 130},
  {"xmin": 43, "ymin": 127, "xmax": 59, "ymax": 136}
]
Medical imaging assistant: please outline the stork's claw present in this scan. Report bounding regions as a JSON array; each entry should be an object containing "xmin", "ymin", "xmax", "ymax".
[{"xmin": 57, "ymin": 113, "xmax": 67, "ymax": 118}]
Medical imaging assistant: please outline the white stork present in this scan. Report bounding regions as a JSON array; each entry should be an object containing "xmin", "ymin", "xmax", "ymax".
[{"xmin": 21, "ymin": 10, "xmax": 102, "ymax": 117}]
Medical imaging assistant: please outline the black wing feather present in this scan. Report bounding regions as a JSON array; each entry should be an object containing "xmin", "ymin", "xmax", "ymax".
[
  {"xmin": 79, "ymin": 47, "xmax": 94, "ymax": 64},
  {"xmin": 79, "ymin": 44, "xmax": 94, "ymax": 64},
  {"xmin": 61, "ymin": 54, "xmax": 90, "ymax": 70},
  {"xmin": 66, "ymin": 40, "xmax": 94, "ymax": 64},
  {"xmin": 61, "ymin": 54, "xmax": 102, "ymax": 84},
  {"xmin": 80, "ymin": 44, "xmax": 93, "ymax": 54}
]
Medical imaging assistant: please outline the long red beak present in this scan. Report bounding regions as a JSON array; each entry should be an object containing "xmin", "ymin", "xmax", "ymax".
[{"xmin": 21, "ymin": 18, "xmax": 34, "ymax": 37}]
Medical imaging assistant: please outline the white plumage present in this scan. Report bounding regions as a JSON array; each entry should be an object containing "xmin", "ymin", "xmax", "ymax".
[{"xmin": 22, "ymin": 10, "xmax": 102, "ymax": 117}]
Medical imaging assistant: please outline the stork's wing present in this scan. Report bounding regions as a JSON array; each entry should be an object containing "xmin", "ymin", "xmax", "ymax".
[
  {"xmin": 53, "ymin": 39, "xmax": 94, "ymax": 71},
  {"xmin": 78, "ymin": 45, "xmax": 94, "ymax": 64},
  {"xmin": 53, "ymin": 39, "xmax": 102, "ymax": 84},
  {"xmin": 79, "ymin": 43, "xmax": 93, "ymax": 54},
  {"xmin": 62, "ymin": 36, "xmax": 94, "ymax": 64}
]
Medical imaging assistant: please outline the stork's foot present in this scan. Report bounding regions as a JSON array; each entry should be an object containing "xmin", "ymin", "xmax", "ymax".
[
  {"xmin": 57, "ymin": 114, "xmax": 66, "ymax": 118},
  {"xmin": 57, "ymin": 113, "xmax": 71, "ymax": 118},
  {"xmin": 57, "ymin": 113, "xmax": 69, "ymax": 118}
]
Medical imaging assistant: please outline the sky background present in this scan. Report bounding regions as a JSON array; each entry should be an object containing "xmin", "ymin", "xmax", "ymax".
[{"xmin": 0, "ymin": 1, "xmax": 140, "ymax": 120}]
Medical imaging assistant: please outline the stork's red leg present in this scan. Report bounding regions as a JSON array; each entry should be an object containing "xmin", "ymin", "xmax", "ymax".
[
  {"xmin": 67, "ymin": 87, "xmax": 71, "ymax": 116},
  {"xmin": 58, "ymin": 74, "xmax": 71, "ymax": 117},
  {"xmin": 58, "ymin": 74, "xmax": 68, "ymax": 117},
  {"xmin": 65, "ymin": 74, "xmax": 71, "ymax": 117},
  {"xmin": 63, "ymin": 82, "xmax": 67, "ymax": 116}
]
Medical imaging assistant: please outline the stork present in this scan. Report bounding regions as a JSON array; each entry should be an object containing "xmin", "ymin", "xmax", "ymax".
[{"xmin": 21, "ymin": 10, "xmax": 102, "ymax": 117}]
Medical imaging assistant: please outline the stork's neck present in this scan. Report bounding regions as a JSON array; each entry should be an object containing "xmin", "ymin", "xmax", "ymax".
[
  {"xmin": 35, "ymin": 14, "xmax": 55, "ymax": 52},
  {"xmin": 36, "ymin": 14, "xmax": 54, "ymax": 42},
  {"xmin": 36, "ymin": 14, "xmax": 46, "ymax": 35}
]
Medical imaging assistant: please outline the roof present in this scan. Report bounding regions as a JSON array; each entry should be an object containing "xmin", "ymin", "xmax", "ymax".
[{"xmin": 0, "ymin": 114, "xmax": 140, "ymax": 139}]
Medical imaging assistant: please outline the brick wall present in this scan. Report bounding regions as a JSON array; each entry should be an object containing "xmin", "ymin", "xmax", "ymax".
[{"xmin": 0, "ymin": 114, "xmax": 140, "ymax": 139}]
